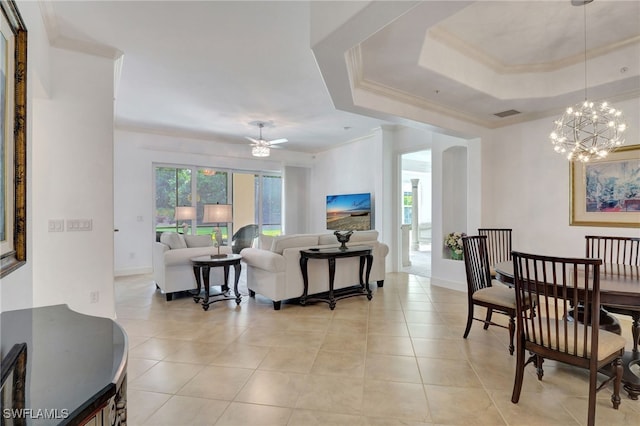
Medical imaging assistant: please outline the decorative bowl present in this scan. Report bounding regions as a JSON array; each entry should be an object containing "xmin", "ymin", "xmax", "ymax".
[{"xmin": 334, "ymin": 230, "xmax": 353, "ymax": 251}]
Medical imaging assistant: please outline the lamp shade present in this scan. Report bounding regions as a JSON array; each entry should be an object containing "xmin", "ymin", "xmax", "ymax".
[
  {"xmin": 175, "ymin": 206, "xmax": 196, "ymax": 220},
  {"xmin": 203, "ymin": 204, "xmax": 233, "ymax": 223}
]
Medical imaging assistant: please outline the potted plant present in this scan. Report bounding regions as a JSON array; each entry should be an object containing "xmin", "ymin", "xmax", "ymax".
[{"xmin": 444, "ymin": 232, "xmax": 466, "ymax": 260}]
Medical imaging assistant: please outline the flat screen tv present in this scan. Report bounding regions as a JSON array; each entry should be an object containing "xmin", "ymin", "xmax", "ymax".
[{"xmin": 326, "ymin": 192, "xmax": 372, "ymax": 231}]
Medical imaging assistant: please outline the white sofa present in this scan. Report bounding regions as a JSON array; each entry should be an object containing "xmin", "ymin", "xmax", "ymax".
[
  {"xmin": 153, "ymin": 232, "xmax": 232, "ymax": 301},
  {"xmin": 241, "ymin": 230, "xmax": 389, "ymax": 310}
]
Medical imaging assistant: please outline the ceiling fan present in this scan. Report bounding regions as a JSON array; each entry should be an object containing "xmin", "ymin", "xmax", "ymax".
[{"xmin": 246, "ymin": 122, "xmax": 287, "ymax": 157}]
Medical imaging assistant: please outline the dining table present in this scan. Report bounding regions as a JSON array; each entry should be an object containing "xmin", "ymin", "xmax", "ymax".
[{"xmin": 494, "ymin": 261, "xmax": 640, "ymax": 400}]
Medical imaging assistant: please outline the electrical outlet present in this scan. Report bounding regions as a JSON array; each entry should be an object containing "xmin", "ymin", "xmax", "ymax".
[{"xmin": 90, "ymin": 291, "xmax": 99, "ymax": 303}]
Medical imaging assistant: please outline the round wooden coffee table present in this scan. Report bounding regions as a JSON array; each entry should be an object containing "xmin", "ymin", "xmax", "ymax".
[{"xmin": 190, "ymin": 254, "xmax": 242, "ymax": 311}]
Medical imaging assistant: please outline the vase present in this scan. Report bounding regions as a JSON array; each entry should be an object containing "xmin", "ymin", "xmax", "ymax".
[{"xmin": 450, "ymin": 249, "xmax": 463, "ymax": 261}]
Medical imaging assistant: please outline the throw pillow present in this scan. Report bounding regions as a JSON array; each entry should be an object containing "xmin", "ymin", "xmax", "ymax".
[
  {"xmin": 160, "ymin": 232, "xmax": 187, "ymax": 249},
  {"xmin": 184, "ymin": 234, "xmax": 214, "ymax": 248}
]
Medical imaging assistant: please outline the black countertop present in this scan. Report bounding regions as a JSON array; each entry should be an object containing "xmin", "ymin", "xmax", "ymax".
[{"xmin": 0, "ymin": 305, "xmax": 127, "ymax": 425}]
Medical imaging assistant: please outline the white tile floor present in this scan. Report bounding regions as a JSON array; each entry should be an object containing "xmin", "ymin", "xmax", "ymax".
[{"xmin": 115, "ymin": 269, "xmax": 640, "ymax": 425}]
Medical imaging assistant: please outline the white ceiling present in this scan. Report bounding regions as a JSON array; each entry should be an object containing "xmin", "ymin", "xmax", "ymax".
[{"xmin": 44, "ymin": 1, "xmax": 640, "ymax": 154}]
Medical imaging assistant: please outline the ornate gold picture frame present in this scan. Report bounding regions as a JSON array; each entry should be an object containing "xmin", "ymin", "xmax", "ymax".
[
  {"xmin": 0, "ymin": 0, "xmax": 27, "ymax": 278},
  {"xmin": 570, "ymin": 145, "xmax": 640, "ymax": 228}
]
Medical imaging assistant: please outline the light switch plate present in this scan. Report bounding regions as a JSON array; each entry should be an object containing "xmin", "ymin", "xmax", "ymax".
[
  {"xmin": 67, "ymin": 219, "xmax": 92, "ymax": 231},
  {"xmin": 48, "ymin": 220, "xmax": 64, "ymax": 232}
]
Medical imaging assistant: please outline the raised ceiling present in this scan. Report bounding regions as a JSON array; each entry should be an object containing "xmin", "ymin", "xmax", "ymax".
[{"xmin": 44, "ymin": 1, "xmax": 640, "ymax": 154}]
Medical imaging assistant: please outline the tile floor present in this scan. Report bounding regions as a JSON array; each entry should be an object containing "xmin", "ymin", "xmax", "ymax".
[{"xmin": 115, "ymin": 270, "xmax": 640, "ymax": 425}]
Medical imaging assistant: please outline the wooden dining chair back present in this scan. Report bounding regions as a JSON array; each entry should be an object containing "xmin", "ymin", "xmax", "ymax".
[
  {"xmin": 585, "ymin": 235, "xmax": 640, "ymax": 266},
  {"xmin": 586, "ymin": 235, "xmax": 640, "ymax": 351},
  {"xmin": 478, "ymin": 228, "xmax": 512, "ymax": 276},
  {"xmin": 511, "ymin": 251, "xmax": 625, "ymax": 426},
  {"xmin": 462, "ymin": 235, "xmax": 517, "ymax": 355}
]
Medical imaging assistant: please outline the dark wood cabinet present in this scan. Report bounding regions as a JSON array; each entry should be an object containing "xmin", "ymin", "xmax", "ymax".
[{"xmin": 1, "ymin": 305, "xmax": 127, "ymax": 425}]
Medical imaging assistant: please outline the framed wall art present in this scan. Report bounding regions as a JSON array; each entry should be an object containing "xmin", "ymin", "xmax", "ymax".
[
  {"xmin": 0, "ymin": 0, "xmax": 27, "ymax": 278},
  {"xmin": 570, "ymin": 144, "xmax": 640, "ymax": 228}
]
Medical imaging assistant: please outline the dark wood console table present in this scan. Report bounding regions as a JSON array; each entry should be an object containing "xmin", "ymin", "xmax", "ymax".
[
  {"xmin": 191, "ymin": 254, "xmax": 242, "ymax": 311},
  {"xmin": 299, "ymin": 245, "xmax": 373, "ymax": 310},
  {"xmin": 0, "ymin": 305, "xmax": 127, "ymax": 425}
]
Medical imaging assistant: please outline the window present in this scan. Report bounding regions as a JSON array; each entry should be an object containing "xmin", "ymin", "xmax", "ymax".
[
  {"xmin": 403, "ymin": 191, "xmax": 412, "ymax": 224},
  {"xmin": 154, "ymin": 167, "xmax": 193, "ymax": 233},
  {"xmin": 154, "ymin": 165, "xmax": 281, "ymax": 240},
  {"xmin": 258, "ymin": 174, "xmax": 282, "ymax": 236},
  {"xmin": 195, "ymin": 169, "xmax": 228, "ymax": 238}
]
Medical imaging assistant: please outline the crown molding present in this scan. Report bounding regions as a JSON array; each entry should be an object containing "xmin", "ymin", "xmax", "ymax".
[
  {"xmin": 39, "ymin": 0, "xmax": 122, "ymax": 59},
  {"xmin": 428, "ymin": 26, "xmax": 640, "ymax": 75}
]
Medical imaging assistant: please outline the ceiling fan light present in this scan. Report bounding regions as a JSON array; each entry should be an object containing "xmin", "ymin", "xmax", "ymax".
[{"xmin": 252, "ymin": 145, "xmax": 270, "ymax": 157}]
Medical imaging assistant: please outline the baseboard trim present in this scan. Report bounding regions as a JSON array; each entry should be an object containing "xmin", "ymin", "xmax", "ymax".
[
  {"xmin": 115, "ymin": 267, "xmax": 152, "ymax": 277},
  {"xmin": 430, "ymin": 277, "xmax": 465, "ymax": 293}
]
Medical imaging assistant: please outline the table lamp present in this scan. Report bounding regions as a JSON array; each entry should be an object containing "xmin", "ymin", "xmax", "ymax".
[
  {"xmin": 175, "ymin": 206, "xmax": 196, "ymax": 233},
  {"xmin": 203, "ymin": 203, "xmax": 233, "ymax": 258}
]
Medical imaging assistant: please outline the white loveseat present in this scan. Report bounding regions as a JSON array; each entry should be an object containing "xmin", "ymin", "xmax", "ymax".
[
  {"xmin": 241, "ymin": 230, "xmax": 389, "ymax": 310},
  {"xmin": 153, "ymin": 232, "xmax": 232, "ymax": 301}
]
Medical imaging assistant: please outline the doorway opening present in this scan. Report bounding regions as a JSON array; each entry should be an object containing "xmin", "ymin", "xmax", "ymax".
[{"xmin": 400, "ymin": 150, "xmax": 432, "ymax": 277}]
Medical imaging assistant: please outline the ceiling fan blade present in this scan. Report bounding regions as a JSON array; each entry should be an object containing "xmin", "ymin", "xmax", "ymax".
[
  {"xmin": 246, "ymin": 136, "xmax": 260, "ymax": 144},
  {"xmin": 268, "ymin": 138, "xmax": 288, "ymax": 145}
]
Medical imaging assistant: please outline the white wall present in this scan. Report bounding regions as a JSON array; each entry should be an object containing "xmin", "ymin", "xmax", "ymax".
[
  {"xmin": 482, "ymin": 97, "xmax": 640, "ymax": 258},
  {"xmin": 311, "ymin": 130, "xmax": 386, "ymax": 234},
  {"xmin": 113, "ymin": 129, "xmax": 315, "ymax": 276},
  {"xmin": 31, "ymin": 47, "xmax": 115, "ymax": 318},
  {"xmin": 283, "ymin": 166, "xmax": 311, "ymax": 234}
]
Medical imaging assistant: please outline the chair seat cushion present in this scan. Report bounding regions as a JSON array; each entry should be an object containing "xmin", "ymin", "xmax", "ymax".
[
  {"xmin": 526, "ymin": 318, "xmax": 626, "ymax": 361},
  {"xmin": 473, "ymin": 284, "xmax": 516, "ymax": 309}
]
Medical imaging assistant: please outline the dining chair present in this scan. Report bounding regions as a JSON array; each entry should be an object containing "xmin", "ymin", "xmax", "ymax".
[
  {"xmin": 231, "ymin": 224, "xmax": 259, "ymax": 254},
  {"xmin": 462, "ymin": 235, "xmax": 518, "ymax": 355},
  {"xmin": 585, "ymin": 235, "xmax": 640, "ymax": 351},
  {"xmin": 511, "ymin": 251, "xmax": 626, "ymax": 426},
  {"xmin": 478, "ymin": 228, "xmax": 512, "ymax": 277}
]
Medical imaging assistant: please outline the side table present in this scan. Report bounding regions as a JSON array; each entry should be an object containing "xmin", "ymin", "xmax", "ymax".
[
  {"xmin": 191, "ymin": 254, "xmax": 242, "ymax": 311},
  {"xmin": 299, "ymin": 245, "xmax": 373, "ymax": 310}
]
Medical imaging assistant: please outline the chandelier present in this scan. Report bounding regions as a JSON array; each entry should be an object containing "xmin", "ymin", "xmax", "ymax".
[{"xmin": 549, "ymin": 0, "xmax": 626, "ymax": 162}]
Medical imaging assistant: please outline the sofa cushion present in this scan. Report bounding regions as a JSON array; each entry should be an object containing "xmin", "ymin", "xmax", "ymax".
[
  {"xmin": 160, "ymin": 232, "xmax": 187, "ymax": 249},
  {"xmin": 270, "ymin": 234, "xmax": 319, "ymax": 255},
  {"xmin": 184, "ymin": 234, "xmax": 213, "ymax": 248},
  {"xmin": 349, "ymin": 230, "xmax": 379, "ymax": 242},
  {"xmin": 317, "ymin": 230, "xmax": 378, "ymax": 245}
]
